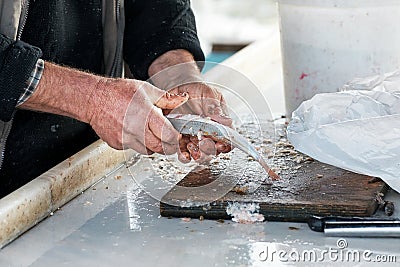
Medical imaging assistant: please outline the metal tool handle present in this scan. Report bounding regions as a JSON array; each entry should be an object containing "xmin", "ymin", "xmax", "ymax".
[
  {"xmin": 308, "ymin": 216, "xmax": 400, "ymax": 237},
  {"xmin": 324, "ymin": 221, "xmax": 400, "ymax": 237}
]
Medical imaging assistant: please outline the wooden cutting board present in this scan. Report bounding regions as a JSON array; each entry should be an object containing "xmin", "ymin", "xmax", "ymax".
[{"xmin": 160, "ymin": 121, "xmax": 388, "ymax": 222}]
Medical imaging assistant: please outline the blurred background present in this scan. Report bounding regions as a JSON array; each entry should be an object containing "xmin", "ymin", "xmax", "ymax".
[
  {"xmin": 192, "ymin": 0, "xmax": 278, "ymax": 63},
  {"xmin": 191, "ymin": 0, "xmax": 284, "ymax": 114}
]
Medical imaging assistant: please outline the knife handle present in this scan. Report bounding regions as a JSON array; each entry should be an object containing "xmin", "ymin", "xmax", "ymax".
[
  {"xmin": 324, "ymin": 221, "xmax": 400, "ymax": 237},
  {"xmin": 308, "ymin": 215, "xmax": 400, "ymax": 237}
]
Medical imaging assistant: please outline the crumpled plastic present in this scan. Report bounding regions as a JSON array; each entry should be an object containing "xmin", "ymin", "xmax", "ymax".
[{"xmin": 287, "ymin": 70, "xmax": 400, "ymax": 193}]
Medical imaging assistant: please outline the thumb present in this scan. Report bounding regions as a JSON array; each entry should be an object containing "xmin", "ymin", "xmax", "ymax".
[
  {"xmin": 142, "ymin": 82, "xmax": 189, "ymax": 109},
  {"xmin": 153, "ymin": 90, "xmax": 189, "ymax": 110}
]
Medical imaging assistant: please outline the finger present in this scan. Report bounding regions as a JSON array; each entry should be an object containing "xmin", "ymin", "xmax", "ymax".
[
  {"xmin": 207, "ymin": 135, "xmax": 232, "ymax": 147},
  {"xmin": 143, "ymin": 127, "xmax": 163, "ymax": 154},
  {"xmin": 144, "ymin": 127, "xmax": 177, "ymax": 155},
  {"xmin": 215, "ymin": 141, "xmax": 232, "ymax": 153},
  {"xmin": 124, "ymin": 137, "xmax": 154, "ymax": 155},
  {"xmin": 189, "ymin": 135, "xmax": 200, "ymax": 145},
  {"xmin": 223, "ymin": 144, "xmax": 232, "ymax": 153},
  {"xmin": 178, "ymin": 137, "xmax": 191, "ymax": 163},
  {"xmin": 174, "ymin": 84, "xmax": 204, "ymax": 115},
  {"xmin": 179, "ymin": 87, "xmax": 231, "ymax": 126},
  {"xmin": 180, "ymin": 135, "xmax": 191, "ymax": 152},
  {"xmin": 181, "ymin": 134, "xmax": 191, "ymax": 143},
  {"xmin": 167, "ymin": 87, "xmax": 179, "ymax": 95},
  {"xmin": 147, "ymin": 107, "xmax": 180, "ymax": 145},
  {"xmin": 178, "ymin": 151, "xmax": 191, "ymax": 163},
  {"xmin": 202, "ymin": 97, "xmax": 233, "ymax": 126},
  {"xmin": 187, "ymin": 97, "xmax": 204, "ymax": 116},
  {"xmin": 161, "ymin": 142, "xmax": 178, "ymax": 155},
  {"xmin": 198, "ymin": 138, "xmax": 216, "ymax": 155},
  {"xmin": 165, "ymin": 105, "xmax": 187, "ymax": 117},
  {"xmin": 187, "ymin": 142, "xmax": 201, "ymax": 160},
  {"xmin": 155, "ymin": 91, "xmax": 189, "ymax": 110},
  {"xmin": 142, "ymin": 82, "xmax": 188, "ymax": 109},
  {"xmin": 186, "ymin": 142, "xmax": 212, "ymax": 163},
  {"xmin": 215, "ymin": 142, "xmax": 226, "ymax": 153},
  {"xmin": 209, "ymin": 113, "xmax": 233, "ymax": 127},
  {"xmin": 169, "ymin": 83, "xmax": 232, "ymax": 127},
  {"xmin": 204, "ymin": 134, "xmax": 232, "ymax": 154}
]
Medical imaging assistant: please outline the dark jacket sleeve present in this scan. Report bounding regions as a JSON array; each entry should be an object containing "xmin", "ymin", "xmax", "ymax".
[
  {"xmin": 124, "ymin": 0, "xmax": 205, "ymax": 81},
  {"xmin": 0, "ymin": 33, "xmax": 42, "ymax": 122}
]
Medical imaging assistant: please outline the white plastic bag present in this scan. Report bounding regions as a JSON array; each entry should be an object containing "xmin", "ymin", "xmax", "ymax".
[{"xmin": 287, "ymin": 70, "xmax": 400, "ymax": 193}]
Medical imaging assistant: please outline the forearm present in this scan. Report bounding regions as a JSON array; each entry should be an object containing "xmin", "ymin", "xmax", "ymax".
[
  {"xmin": 19, "ymin": 62, "xmax": 102, "ymax": 123},
  {"xmin": 148, "ymin": 49, "xmax": 199, "ymax": 77}
]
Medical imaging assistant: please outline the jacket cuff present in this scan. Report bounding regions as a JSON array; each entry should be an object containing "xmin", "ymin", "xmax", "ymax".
[
  {"xmin": 0, "ymin": 39, "xmax": 42, "ymax": 121},
  {"xmin": 126, "ymin": 27, "xmax": 205, "ymax": 81},
  {"xmin": 17, "ymin": 59, "xmax": 45, "ymax": 106}
]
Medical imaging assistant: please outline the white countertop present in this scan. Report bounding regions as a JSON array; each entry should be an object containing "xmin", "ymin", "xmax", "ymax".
[{"xmin": 1, "ymin": 164, "xmax": 399, "ymax": 267}]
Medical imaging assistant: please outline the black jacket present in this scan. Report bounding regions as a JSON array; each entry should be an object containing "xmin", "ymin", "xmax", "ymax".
[{"xmin": 0, "ymin": 0, "xmax": 204, "ymax": 197}]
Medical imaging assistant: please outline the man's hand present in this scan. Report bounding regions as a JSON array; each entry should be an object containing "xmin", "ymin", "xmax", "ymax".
[
  {"xmin": 88, "ymin": 78, "xmax": 189, "ymax": 154},
  {"xmin": 167, "ymin": 82, "xmax": 232, "ymax": 126},
  {"xmin": 167, "ymin": 82, "xmax": 233, "ymax": 163},
  {"xmin": 20, "ymin": 62, "xmax": 188, "ymax": 155},
  {"xmin": 149, "ymin": 50, "xmax": 233, "ymax": 162}
]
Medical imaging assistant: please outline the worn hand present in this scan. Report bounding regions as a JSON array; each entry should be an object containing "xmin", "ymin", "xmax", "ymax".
[
  {"xmin": 88, "ymin": 78, "xmax": 188, "ymax": 155},
  {"xmin": 149, "ymin": 49, "xmax": 233, "ymax": 163},
  {"xmin": 167, "ymin": 82, "xmax": 233, "ymax": 163}
]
